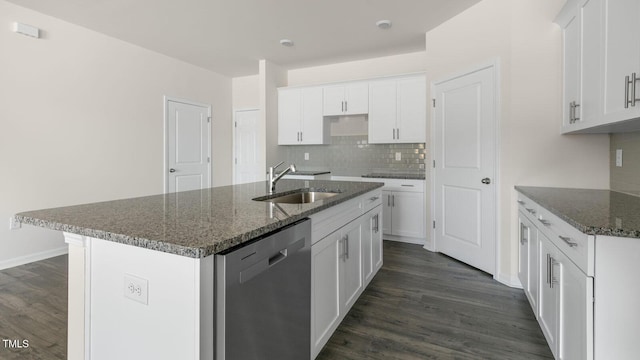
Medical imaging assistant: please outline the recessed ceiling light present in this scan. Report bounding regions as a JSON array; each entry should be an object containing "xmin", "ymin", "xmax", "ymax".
[
  {"xmin": 280, "ymin": 39, "xmax": 294, "ymax": 47},
  {"xmin": 376, "ymin": 20, "xmax": 392, "ymax": 30}
]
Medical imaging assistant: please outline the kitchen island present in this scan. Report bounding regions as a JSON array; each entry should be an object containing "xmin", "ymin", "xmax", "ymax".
[{"xmin": 16, "ymin": 179, "xmax": 384, "ymax": 360}]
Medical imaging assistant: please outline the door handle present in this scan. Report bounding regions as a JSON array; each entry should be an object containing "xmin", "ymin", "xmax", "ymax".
[
  {"xmin": 481, "ymin": 178, "xmax": 491, "ymax": 184},
  {"xmin": 169, "ymin": 168, "xmax": 176, "ymax": 173}
]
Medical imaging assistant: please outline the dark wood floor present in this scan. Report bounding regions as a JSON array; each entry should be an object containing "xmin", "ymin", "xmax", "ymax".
[
  {"xmin": 0, "ymin": 254, "xmax": 67, "ymax": 360},
  {"xmin": 0, "ymin": 241, "xmax": 552, "ymax": 360},
  {"xmin": 317, "ymin": 241, "xmax": 553, "ymax": 360}
]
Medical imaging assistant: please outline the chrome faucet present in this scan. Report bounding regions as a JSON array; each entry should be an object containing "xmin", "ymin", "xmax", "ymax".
[{"xmin": 269, "ymin": 161, "xmax": 296, "ymax": 194}]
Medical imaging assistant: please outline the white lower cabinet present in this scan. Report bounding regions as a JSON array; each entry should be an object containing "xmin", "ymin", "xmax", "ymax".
[
  {"xmin": 362, "ymin": 208, "xmax": 383, "ymax": 286},
  {"xmin": 311, "ymin": 192, "xmax": 383, "ymax": 358},
  {"xmin": 518, "ymin": 213, "xmax": 539, "ymax": 315},
  {"xmin": 518, "ymin": 192, "xmax": 595, "ymax": 360}
]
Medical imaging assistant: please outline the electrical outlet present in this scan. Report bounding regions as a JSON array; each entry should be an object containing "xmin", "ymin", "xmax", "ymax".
[
  {"xmin": 616, "ymin": 217, "xmax": 623, "ymax": 229},
  {"xmin": 9, "ymin": 216, "xmax": 21, "ymax": 230},
  {"xmin": 395, "ymin": 152, "xmax": 402, "ymax": 161},
  {"xmin": 616, "ymin": 149, "xmax": 623, "ymax": 167},
  {"xmin": 124, "ymin": 274, "xmax": 148, "ymax": 305},
  {"xmin": 304, "ymin": 152, "xmax": 309, "ymax": 160}
]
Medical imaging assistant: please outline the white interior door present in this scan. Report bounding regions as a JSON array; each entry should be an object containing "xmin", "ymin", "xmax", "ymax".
[
  {"xmin": 165, "ymin": 98, "xmax": 211, "ymax": 193},
  {"xmin": 433, "ymin": 65, "xmax": 496, "ymax": 275},
  {"xmin": 233, "ymin": 109, "xmax": 262, "ymax": 184}
]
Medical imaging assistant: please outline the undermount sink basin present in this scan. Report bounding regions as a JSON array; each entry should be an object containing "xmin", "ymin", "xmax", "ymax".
[{"xmin": 253, "ymin": 190, "xmax": 340, "ymax": 204}]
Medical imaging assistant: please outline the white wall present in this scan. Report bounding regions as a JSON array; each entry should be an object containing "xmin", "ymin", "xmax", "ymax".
[
  {"xmin": 260, "ymin": 60, "xmax": 288, "ymax": 169},
  {"xmin": 0, "ymin": 1, "xmax": 232, "ymax": 267},
  {"xmin": 424, "ymin": 0, "xmax": 610, "ymax": 285},
  {"xmin": 287, "ymin": 51, "xmax": 426, "ymax": 86},
  {"xmin": 232, "ymin": 75, "xmax": 259, "ymax": 110}
]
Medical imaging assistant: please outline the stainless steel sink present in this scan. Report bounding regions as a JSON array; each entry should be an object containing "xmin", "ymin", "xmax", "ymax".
[{"xmin": 254, "ymin": 190, "xmax": 340, "ymax": 204}]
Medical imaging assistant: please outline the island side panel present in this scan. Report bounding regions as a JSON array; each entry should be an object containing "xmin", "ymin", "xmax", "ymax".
[
  {"xmin": 89, "ymin": 238, "xmax": 205, "ymax": 360},
  {"xmin": 64, "ymin": 233, "xmax": 88, "ymax": 360}
]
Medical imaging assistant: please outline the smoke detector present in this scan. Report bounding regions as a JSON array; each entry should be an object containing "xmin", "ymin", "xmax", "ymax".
[
  {"xmin": 279, "ymin": 39, "xmax": 294, "ymax": 47},
  {"xmin": 376, "ymin": 20, "xmax": 392, "ymax": 29}
]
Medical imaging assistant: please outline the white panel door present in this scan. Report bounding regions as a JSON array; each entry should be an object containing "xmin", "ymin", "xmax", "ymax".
[
  {"xmin": 166, "ymin": 99, "xmax": 210, "ymax": 193},
  {"xmin": 344, "ymin": 82, "xmax": 369, "ymax": 115},
  {"xmin": 311, "ymin": 232, "xmax": 341, "ymax": 358},
  {"xmin": 233, "ymin": 109, "xmax": 261, "ymax": 184},
  {"xmin": 301, "ymin": 87, "xmax": 323, "ymax": 144},
  {"xmin": 277, "ymin": 88, "xmax": 302, "ymax": 145},
  {"xmin": 397, "ymin": 76, "xmax": 426, "ymax": 143},
  {"xmin": 323, "ymin": 85, "xmax": 346, "ymax": 116},
  {"xmin": 340, "ymin": 221, "xmax": 363, "ymax": 312},
  {"xmin": 391, "ymin": 191, "xmax": 425, "ymax": 238},
  {"xmin": 433, "ymin": 65, "xmax": 496, "ymax": 274},
  {"xmin": 368, "ymin": 79, "xmax": 397, "ymax": 144}
]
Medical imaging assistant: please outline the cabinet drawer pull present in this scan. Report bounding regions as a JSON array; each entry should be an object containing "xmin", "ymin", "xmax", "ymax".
[
  {"xmin": 369, "ymin": 196, "xmax": 380, "ymax": 201},
  {"xmin": 559, "ymin": 235, "xmax": 578, "ymax": 248},
  {"xmin": 526, "ymin": 208, "xmax": 536, "ymax": 215},
  {"xmin": 401, "ymin": 184, "xmax": 414, "ymax": 187},
  {"xmin": 517, "ymin": 200, "xmax": 525, "ymax": 205},
  {"xmin": 538, "ymin": 218, "xmax": 551, "ymax": 226}
]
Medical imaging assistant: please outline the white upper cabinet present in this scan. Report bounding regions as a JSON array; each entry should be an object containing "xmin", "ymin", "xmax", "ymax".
[
  {"xmin": 602, "ymin": 0, "xmax": 640, "ymax": 123},
  {"xmin": 368, "ymin": 75, "xmax": 426, "ymax": 144},
  {"xmin": 557, "ymin": 0, "xmax": 603, "ymax": 133},
  {"xmin": 556, "ymin": 0, "xmax": 640, "ymax": 133},
  {"xmin": 323, "ymin": 82, "xmax": 369, "ymax": 116},
  {"xmin": 278, "ymin": 86, "xmax": 328, "ymax": 145}
]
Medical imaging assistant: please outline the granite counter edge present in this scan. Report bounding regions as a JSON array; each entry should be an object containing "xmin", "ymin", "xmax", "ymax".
[
  {"xmin": 515, "ymin": 186, "xmax": 640, "ymax": 239},
  {"xmin": 16, "ymin": 183, "xmax": 384, "ymax": 258}
]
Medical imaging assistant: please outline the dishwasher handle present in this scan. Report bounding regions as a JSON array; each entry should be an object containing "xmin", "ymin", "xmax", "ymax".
[
  {"xmin": 239, "ymin": 237, "xmax": 305, "ymax": 284},
  {"xmin": 268, "ymin": 249, "xmax": 288, "ymax": 266}
]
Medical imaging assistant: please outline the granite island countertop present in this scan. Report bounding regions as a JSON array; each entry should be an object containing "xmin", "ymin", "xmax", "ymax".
[
  {"xmin": 515, "ymin": 186, "xmax": 640, "ymax": 238},
  {"xmin": 16, "ymin": 179, "xmax": 383, "ymax": 258}
]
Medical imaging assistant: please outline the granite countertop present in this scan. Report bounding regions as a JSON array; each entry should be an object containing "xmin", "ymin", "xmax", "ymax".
[
  {"xmin": 361, "ymin": 172, "xmax": 426, "ymax": 180},
  {"xmin": 515, "ymin": 186, "xmax": 640, "ymax": 238},
  {"xmin": 16, "ymin": 180, "xmax": 383, "ymax": 258},
  {"xmin": 289, "ymin": 170, "xmax": 331, "ymax": 176}
]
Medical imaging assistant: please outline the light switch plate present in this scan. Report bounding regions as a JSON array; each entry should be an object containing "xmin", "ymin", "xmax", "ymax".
[
  {"xmin": 616, "ymin": 149, "xmax": 623, "ymax": 167},
  {"xmin": 395, "ymin": 152, "xmax": 401, "ymax": 161},
  {"xmin": 124, "ymin": 274, "xmax": 148, "ymax": 305},
  {"xmin": 304, "ymin": 153, "xmax": 309, "ymax": 160}
]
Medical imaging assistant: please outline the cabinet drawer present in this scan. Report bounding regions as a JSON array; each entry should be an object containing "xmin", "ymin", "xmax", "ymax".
[
  {"xmin": 361, "ymin": 190, "xmax": 383, "ymax": 214},
  {"xmin": 535, "ymin": 205, "xmax": 593, "ymax": 276},
  {"xmin": 517, "ymin": 194, "xmax": 539, "ymax": 224}
]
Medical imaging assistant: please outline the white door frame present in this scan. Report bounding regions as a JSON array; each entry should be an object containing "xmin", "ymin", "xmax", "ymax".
[
  {"xmin": 232, "ymin": 108, "xmax": 260, "ymax": 185},
  {"xmin": 163, "ymin": 96, "xmax": 212, "ymax": 193},
  {"xmin": 429, "ymin": 58, "xmax": 502, "ymax": 283}
]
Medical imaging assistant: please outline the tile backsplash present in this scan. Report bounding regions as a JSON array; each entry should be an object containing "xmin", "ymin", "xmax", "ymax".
[
  {"xmin": 283, "ymin": 135, "xmax": 426, "ymax": 177},
  {"xmin": 610, "ymin": 130, "xmax": 640, "ymax": 196}
]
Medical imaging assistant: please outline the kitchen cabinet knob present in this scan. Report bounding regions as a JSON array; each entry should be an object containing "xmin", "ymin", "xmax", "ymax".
[
  {"xmin": 169, "ymin": 168, "xmax": 176, "ymax": 173},
  {"xmin": 481, "ymin": 178, "xmax": 491, "ymax": 185}
]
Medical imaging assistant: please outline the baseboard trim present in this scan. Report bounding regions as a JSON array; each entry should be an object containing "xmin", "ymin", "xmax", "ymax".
[
  {"xmin": 0, "ymin": 246, "xmax": 69, "ymax": 270},
  {"xmin": 494, "ymin": 272, "xmax": 522, "ymax": 289},
  {"xmin": 384, "ymin": 235, "xmax": 425, "ymax": 245}
]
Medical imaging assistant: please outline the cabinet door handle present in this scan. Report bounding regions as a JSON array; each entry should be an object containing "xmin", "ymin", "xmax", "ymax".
[
  {"xmin": 387, "ymin": 194, "xmax": 390, "ymax": 206},
  {"xmin": 559, "ymin": 235, "xmax": 578, "ymax": 248},
  {"xmin": 573, "ymin": 102, "xmax": 580, "ymax": 121},
  {"xmin": 526, "ymin": 208, "xmax": 536, "ymax": 215},
  {"xmin": 520, "ymin": 223, "xmax": 528, "ymax": 244},
  {"xmin": 396, "ymin": 128, "xmax": 400, "ymax": 140},
  {"xmin": 626, "ymin": 73, "xmax": 640, "ymax": 108},
  {"xmin": 549, "ymin": 256, "xmax": 556, "ymax": 289},
  {"xmin": 345, "ymin": 101, "xmax": 348, "ymax": 112},
  {"xmin": 345, "ymin": 235, "xmax": 349, "ymax": 260},
  {"xmin": 392, "ymin": 194, "xmax": 395, "ymax": 207},
  {"xmin": 538, "ymin": 218, "xmax": 551, "ymax": 226},
  {"xmin": 633, "ymin": 73, "xmax": 637, "ymax": 108},
  {"xmin": 300, "ymin": 132, "xmax": 303, "ymax": 142},
  {"xmin": 546, "ymin": 253, "xmax": 551, "ymax": 286},
  {"xmin": 569, "ymin": 101, "xmax": 574, "ymax": 122}
]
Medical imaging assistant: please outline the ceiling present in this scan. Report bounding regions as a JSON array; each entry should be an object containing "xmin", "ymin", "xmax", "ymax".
[{"xmin": 8, "ymin": 0, "xmax": 481, "ymax": 77}]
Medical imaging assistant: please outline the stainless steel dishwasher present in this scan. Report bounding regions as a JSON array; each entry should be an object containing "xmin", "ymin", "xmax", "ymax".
[{"xmin": 215, "ymin": 218, "xmax": 311, "ymax": 360}]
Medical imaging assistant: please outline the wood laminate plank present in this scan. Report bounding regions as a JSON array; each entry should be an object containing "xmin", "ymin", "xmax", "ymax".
[
  {"xmin": 317, "ymin": 241, "xmax": 553, "ymax": 360},
  {"xmin": 0, "ymin": 242, "xmax": 551, "ymax": 360}
]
